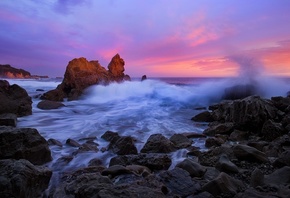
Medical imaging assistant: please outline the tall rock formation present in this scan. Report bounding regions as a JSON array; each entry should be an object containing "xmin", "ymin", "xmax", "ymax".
[
  {"xmin": 41, "ymin": 54, "xmax": 131, "ymax": 101},
  {"xmin": 0, "ymin": 64, "xmax": 31, "ymax": 78}
]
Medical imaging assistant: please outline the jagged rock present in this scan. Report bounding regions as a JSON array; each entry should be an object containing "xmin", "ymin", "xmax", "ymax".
[
  {"xmin": 271, "ymin": 96, "xmax": 290, "ymax": 112},
  {"xmin": 0, "ymin": 159, "xmax": 52, "ymax": 198},
  {"xmin": 169, "ymin": 133, "xmax": 192, "ymax": 148},
  {"xmin": 215, "ymin": 154, "xmax": 239, "ymax": 173},
  {"xmin": 0, "ymin": 126, "xmax": 52, "ymax": 165},
  {"xmin": 41, "ymin": 54, "xmax": 130, "ymax": 101},
  {"xmin": 109, "ymin": 136, "xmax": 137, "ymax": 155},
  {"xmin": 203, "ymin": 122, "xmax": 234, "ymax": 136},
  {"xmin": 37, "ymin": 100, "xmax": 65, "ymax": 110},
  {"xmin": 0, "ymin": 80, "xmax": 32, "ymax": 116},
  {"xmin": 250, "ymin": 168, "xmax": 264, "ymax": 187},
  {"xmin": 222, "ymin": 84, "xmax": 257, "ymax": 100},
  {"xmin": 0, "ymin": 64, "xmax": 31, "ymax": 78},
  {"xmin": 273, "ymin": 150, "xmax": 290, "ymax": 167},
  {"xmin": 141, "ymin": 134, "xmax": 176, "ymax": 153},
  {"xmin": 109, "ymin": 153, "xmax": 172, "ymax": 171},
  {"xmin": 158, "ymin": 167, "xmax": 201, "ymax": 197},
  {"xmin": 191, "ymin": 111, "xmax": 213, "ymax": 122},
  {"xmin": 101, "ymin": 131, "xmax": 121, "ymax": 142},
  {"xmin": 233, "ymin": 144, "xmax": 268, "ymax": 163},
  {"xmin": 202, "ymin": 172, "xmax": 244, "ymax": 196},
  {"xmin": 176, "ymin": 158, "xmax": 206, "ymax": 177},
  {"xmin": 261, "ymin": 119, "xmax": 285, "ymax": 141},
  {"xmin": 0, "ymin": 113, "xmax": 17, "ymax": 127},
  {"xmin": 205, "ymin": 137, "xmax": 225, "ymax": 148}
]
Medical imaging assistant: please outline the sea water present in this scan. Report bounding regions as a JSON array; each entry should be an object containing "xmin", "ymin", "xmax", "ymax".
[{"xmin": 5, "ymin": 77, "xmax": 290, "ymax": 171}]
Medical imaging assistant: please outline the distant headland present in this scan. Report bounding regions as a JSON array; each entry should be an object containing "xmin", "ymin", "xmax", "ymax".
[{"xmin": 0, "ymin": 64, "xmax": 48, "ymax": 79}]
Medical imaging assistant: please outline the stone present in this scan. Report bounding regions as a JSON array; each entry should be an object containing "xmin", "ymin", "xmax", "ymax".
[
  {"xmin": 202, "ymin": 172, "xmax": 244, "ymax": 196},
  {"xmin": 176, "ymin": 158, "xmax": 206, "ymax": 177},
  {"xmin": 41, "ymin": 54, "xmax": 130, "ymax": 101},
  {"xmin": 261, "ymin": 119, "xmax": 285, "ymax": 141},
  {"xmin": 271, "ymin": 96, "xmax": 290, "ymax": 112},
  {"xmin": 0, "ymin": 80, "xmax": 32, "ymax": 116},
  {"xmin": 37, "ymin": 100, "xmax": 65, "ymax": 110},
  {"xmin": 235, "ymin": 188, "xmax": 278, "ymax": 198},
  {"xmin": 229, "ymin": 130, "xmax": 248, "ymax": 141},
  {"xmin": 48, "ymin": 138, "xmax": 63, "ymax": 147},
  {"xmin": 191, "ymin": 111, "xmax": 213, "ymax": 122},
  {"xmin": 203, "ymin": 122, "xmax": 234, "ymax": 136},
  {"xmin": 109, "ymin": 153, "xmax": 172, "ymax": 171},
  {"xmin": 215, "ymin": 154, "xmax": 239, "ymax": 173},
  {"xmin": 88, "ymin": 158, "xmax": 103, "ymax": 167},
  {"xmin": 101, "ymin": 165, "xmax": 131, "ymax": 177},
  {"xmin": 108, "ymin": 136, "xmax": 137, "ymax": 155},
  {"xmin": 205, "ymin": 137, "xmax": 224, "ymax": 148},
  {"xmin": 141, "ymin": 134, "xmax": 176, "ymax": 153},
  {"xmin": 233, "ymin": 144, "xmax": 268, "ymax": 163},
  {"xmin": 66, "ymin": 138, "xmax": 81, "ymax": 147},
  {"xmin": 141, "ymin": 75, "xmax": 147, "ymax": 81},
  {"xmin": 0, "ymin": 126, "xmax": 52, "ymax": 165},
  {"xmin": 222, "ymin": 84, "xmax": 257, "ymax": 100},
  {"xmin": 0, "ymin": 159, "xmax": 52, "ymax": 198},
  {"xmin": 250, "ymin": 168, "xmax": 264, "ymax": 187},
  {"xmin": 0, "ymin": 64, "xmax": 31, "ymax": 78},
  {"xmin": 264, "ymin": 166, "xmax": 290, "ymax": 186},
  {"xmin": 273, "ymin": 150, "xmax": 290, "ymax": 167},
  {"xmin": 182, "ymin": 132, "xmax": 207, "ymax": 138},
  {"xmin": 158, "ymin": 167, "xmax": 201, "ymax": 197},
  {"xmin": 0, "ymin": 113, "xmax": 17, "ymax": 127},
  {"xmin": 101, "ymin": 130, "xmax": 120, "ymax": 142},
  {"xmin": 169, "ymin": 133, "xmax": 192, "ymax": 148}
]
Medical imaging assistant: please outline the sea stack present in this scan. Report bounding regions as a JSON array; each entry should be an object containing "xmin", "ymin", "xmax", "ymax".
[{"xmin": 41, "ymin": 54, "xmax": 131, "ymax": 101}]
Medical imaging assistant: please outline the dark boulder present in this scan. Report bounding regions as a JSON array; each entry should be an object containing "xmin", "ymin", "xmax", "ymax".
[
  {"xmin": 141, "ymin": 134, "xmax": 176, "ymax": 153},
  {"xmin": 141, "ymin": 75, "xmax": 147, "ymax": 81},
  {"xmin": 169, "ymin": 133, "xmax": 192, "ymax": 148},
  {"xmin": 108, "ymin": 136, "xmax": 138, "ymax": 155},
  {"xmin": 191, "ymin": 111, "xmax": 213, "ymax": 122},
  {"xmin": 205, "ymin": 137, "xmax": 225, "ymax": 148},
  {"xmin": 0, "ymin": 126, "xmax": 52, "ymax": 165},
  {"xmin": 203, "ymin": 122, "xmax": 234, "ymax": 136},
  {"xmin": 0, "ymin": 113, "xmax": 17, "ymax": 127},
  {"xmin": 215, "ymin": 154, "xmax": 239, "ymax": 173},
  {"xmin": 261, "ymin": 119, "xmax": 285, "ymax": 141},
  {"xmin": 233, "ymin": 144, "xmax": 268, "ymax": 163},
  {"xmin": 176, "ymin": 158, "xmax": 206, "ymax": 177},
  {"xmin": 37, "ymin": 100, "xmax": 65, "ymax": 110},
  {"xmin": 101, "ymin": 130, "xmax": 121, "ymax": 142},
  {"xmin": 0, "ymin": 159, "xmax": 52, "ymax": 198},
  {"xmin": 0, "ymin": 80, "xmax": 32, "ymax": 116}
]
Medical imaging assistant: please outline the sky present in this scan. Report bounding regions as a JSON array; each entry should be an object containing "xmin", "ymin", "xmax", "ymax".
[{"xmin": 0, "ymin": 0, "xmax": 290, "ymax": 77}]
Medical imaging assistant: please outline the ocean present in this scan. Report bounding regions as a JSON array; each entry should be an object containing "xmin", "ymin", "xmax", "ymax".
[{"xmin": 5, "ymin": 76, "xmax": 290, "ymax": 171}]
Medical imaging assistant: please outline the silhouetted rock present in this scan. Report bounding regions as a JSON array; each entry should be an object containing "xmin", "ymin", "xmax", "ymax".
[
  {"xmin": 37, "ymin": 100, "xmax": 65, "ymax": 110},
  {"xmin": 192, "ymin": 111, "xmax": 213, "ymax": 122},
  {"xmin": 222, "ymin": 84, "xmax": 257, "ymax": 100},
  {"xmin": 0, "ymin": 80, "xmax": 32, "ymax": 116},
  {"xmin": 0, "ymin": 64, "xmax": 31, "ymax": 78},
  {"xmin": 141, "ymin": 75, "xmax": 147, "ymax": 81},
  {"xmin": 0, "ymin": 126, "xmax": 52, "ymax": 165},
  {"xmin": 0, "ymin": 159, "xmax": 52, "ymax": 198},
  {"xmin": 41, "ymin": 54, "xmax": 131, "ymax": 101}
]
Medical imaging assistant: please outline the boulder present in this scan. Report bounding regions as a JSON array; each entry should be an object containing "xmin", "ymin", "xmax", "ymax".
[
  {"xmin": 101, "ymin": 131, "xmax": 121, "ymax": 142},
  {"xmin": 261, "ymin": 119, "xmax": 285, "ymax": 141},
  {"xmin": 264, "ymin": 166, "xmax": 290, "ymax": 186},
  {"xmin": 229, "ymin": 130, "xmax": 248, "ymax": 141},
  {"xmin": 203, "ymin": 122, "xmax": 234, "ymax": 136},
  {"xmin": 205, "ymin": 137, "xmax": 224, "ymax": 148},
  {"xmin": 273, "ymin": 150, "xmax": 290, "ymax": 167},
  {"xmin": 191, "ymin": 111, "xmax": 213, "ymax": 122},
  {"xmin": 202, "ymin": 172, "xmax": 244, "ymax": 196},
  {"xmin": 141, "ymin": 134, "xmax": 176, "ymax": 153},
  {"xmin": 233, "ymin": 144, "xmax": 268, "ymax": 163},
  {"xmin": 0, "ymin": 126, "xmax": 52, "ymax": 165},
  {"xmin": 37, "ymin": 100, "xmax": 65, "ymax": 110},
  {"xmin": 169, "ymin": 133, "xmax": 192, "ymax": 148},
  {"xmin": 141, "ymin": 75, "xmax": 147, "ymax": 81},
  {"xmin": 215, "ymin": 154, "xmax": 239, "ymax": 173},
  {"xmin": 176, "ymin": 158, "xmax": 206, "ymax": 177},
  {"xmin": 101, "ymin": 165, "xmax": 131, "ymax": 178},
  {"xmin": 0, "ymin": 80, "xmax": 32, "ymax": 116},
  {"xmin": 0, "ymin": 159, "xmax": 52, "ymax": 198},
  {"xmin": 108, "ymin": 136, "xmax": 138, "ymax": 155},
  {"xmin": 109, "ymin": 153, "xmax": 172, "ymax": 171},
  {"xmin": 41, "ymin": 54, "xmax": 130, "ymax": 101},
  {"xmin": 0, "ymin": 113, "xmax": 17, "ymax": 127},
  {"xmin": 250, "ymin": 168, "xmax": 264, "ymax": 187}
]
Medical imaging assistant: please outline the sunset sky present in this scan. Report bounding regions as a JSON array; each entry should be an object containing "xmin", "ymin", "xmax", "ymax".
[{"xmin": 0, "ymin": 0, "xmax": 290, "ymax": 77}]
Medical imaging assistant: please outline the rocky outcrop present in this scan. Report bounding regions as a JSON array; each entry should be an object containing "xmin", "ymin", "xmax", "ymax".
[
  {"xmin": 0, "ymin": 126, "xmax": 52, "ymax": 165},
  {"xmin": 222, "ymin": 84, "xmax": 258, "ymax": 100},
  {"xmin": 0, "ymin": 80, "xmax": 32, "ymax": 116},
  {"xmin": 0, "ymin": 64, "xmax": 31, "ymax": 78},
  {"xmin": 37, "ymin": 100, "xmax": 65, "ymax": 110},
  {"xmin": 41, "ymin": 54, "xmax": 131, "ymax": 101}
]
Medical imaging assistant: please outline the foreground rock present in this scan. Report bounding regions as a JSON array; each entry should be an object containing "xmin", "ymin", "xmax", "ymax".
[
  {"xmin": 41, "ymin": 54, "xmax": 131, "ymax": 101},
  {"xmin": 0, "ymin": 113, "xmax": 17, "ymax": 126},
  {"xmin": 0, "ymin": 159, "xmax": 52, "ymax": 198},
  {"xmin": 0, "ymin": 80, "xmax": 32, "ymax": 116},
  {"xmin": 0, "ymin": 126, "xmax": 52, "ymax": 165}
]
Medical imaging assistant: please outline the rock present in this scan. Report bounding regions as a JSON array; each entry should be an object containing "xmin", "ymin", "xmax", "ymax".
[
  {"xmin": 0, "ymin": 126, "xmax": 52, "ymax": 165},
  {"xmin": 88, "ymin": 158, "xmax": 103, "ymax": 167},
  {"xmin": 141, "ymin": 75, "xmax": 147, "ymax": 81},
  {"xmin": 273, "ymin": 150, "xmax": 290, "ymax": 167},
  {"xmin": 48, "ymin": 138, "xmax": 63, "ymax": 147},
  {"xmin": 189, "ymin": 191, "xmax": 214, "ymax": 198},
  {"xmin": 41, "ymin": 54, "xmax": 130, "ymax": 101},
  {"xmin": 222, "ymin": 84, "xmax": 257, "ymax": 100},
  {"xmin": 52, "ymin": 156, "xmax": 73, "ymax": 171},
  {"xmin": 66, "ymin": 138, "xmax": 81, "ymax": 147},
  {"xmin": 233, "ymin": 144, "xmax": 268, "ymax": 163},
  {"xmin": 101, "ymin": 130, "xmax": 120, "ymax": 142},
  {"xmin": 0, "ymin": 113, "xmax": 17, "ymax": 127},
  {"xmin": 36, "ymin": 88, "xmax": 44, "ymax": 91},
  {"xmin": 0, "ymin": 80, "xmax": 32, "ymax": 116},
  {"xmin": 202, "ymin": 172, "xmax": 244, "ymax": 196},
  {"xmin": 264, "ymin": 166, "xmax": 290, "ymax": 186},
  {"xmin": 250, "ymin": 168, "xmax": 264, "ymax": 187},
  {"xmin": 77, "ymin": 142, "xmax": 99, "ymax": 153},
  {"xmin": 158, "ymin": 167, "xmax": 201, "ymax": 197},
  {"xmin": 271, "ymin": 96, "xmax": 290, "ymax": 112},
  {"xmin": 203, "ymin": 122, "xmax": 234, "ymax": 136},
  {"xmin": 235, "ymin": 188, "xmax": 278, "ymax": 198},
  {"xmin": 126, "ymin": 165, "xmax": 151, "ymax": 176},
  {"xmin": 182, "ymin": 132, "xmax": 206, "ymax": 138},
  {"xmin": 141, "ymin": 134, "xmax": 176, "ymax": 153},
  {"xmin": 0, "ymin": 64, "xmax": 31, "ymax": 78},
  {"xmin": 169, "ymin": 133, "xmax": 192, "ymax": 148},
  {"xmin": 102, "ymin": 165, "xmax": 131, "ymax": 177},
  {"xmin": 205, "ymin": 137, "xmax": 224, "ymax": 148},
  {"xmin": 215, "ymin": 154, "xmax": 239, "ymax": 173},
  {"xmin": 261, "ymin": 119, "xmax": 285, "ymax": 141},
  {"xmin": 176, "ymin": 158, "xmax": 206, "ymax": 177},
  {"xmin": 229, "ymin": 129, "xmax": 248, "ymax": 141},
  {"xmin": 109, "ymin": 153, "xmax": 172, "ymax": 171},
  {"xmin": 108, "ymin": 136, "xmax": 138, "ymax": 155},
  {"xmin": 37, "ymin": 100, "xmax": 65, "ymax": 110},
  {"xmin": 211, "ymin": 96, "xmax": 277, "ymax": 132},
  {"xmin": 191, "ymin": 111, "xmax": 213, "ymax": 122},
  {"xmin": 0, "ymin": 159, "xmax": 52, "ymax": 198}
]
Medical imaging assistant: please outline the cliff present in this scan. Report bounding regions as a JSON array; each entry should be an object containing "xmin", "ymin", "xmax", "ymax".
[{"xmin": 0, "ymin": 64, "xmax": 31, "ymax": 78}]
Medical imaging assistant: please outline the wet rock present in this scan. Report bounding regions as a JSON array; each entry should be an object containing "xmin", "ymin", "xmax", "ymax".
[
  {"xmin": 229, "ymin": 129, "xmax": 248, "ymax": 141},
  {"xmin": 203, "ymin": 122, "xmax": 234, "ymax": 136},
  {"xmin": 37, "ymin": 100, "xmax": 65, "ymax": 110},
  {"xmin": 88, "ymin": 158, "xmax": 103, "ymax": 167},
  {"xmin": 36, "ymin": 88, "xmax": 44, "ymax": 91},
  {"xmin": 205, "ymin": 137, "xmax": 224, "ymax": 148},
  {"xmin": 0, "ymin": 80, "xmax": 32, "ymax": 116},
  {"xmin": 66, "ymin": 138, "xmax": 81, "ymax": 147},
  {"xmin": 109, "ymin": 153, "xmax": 172, "ymax": 171},
  {"xmin": 77, "ymin": 142, "xmax": 99, "ymax": 153},
  {"xmin": 169, "ymin": 133, "xmax": 192, "ymax": 148},
  {"xmin": 182, "ymin": 132, "xmax": 206, "ymax": 138},
  {"xmin": 261, "ymin": 119, "xmax": 285, "ymax": 141},
  {"xmin": 191, "ymin": 111, "xmax": 213, "ymax": 122},
  {"xmin": 202, "ymin": 172, "xmax": 244, "ymax": 196},
  {"xmin": 141, "ymin": 134, "xmax": 176, "ymax": 153},
  {"xmin": 102, "ymin": 165, "xmax": 131, "ymax": 178},
  {"xmin": 176, "ymin": 158, "xmax": 206, "ymax": 177},
  {"xmin": 141, "ymin": 75, "xmax": 147, "ymax": 81},
  {"xmin": 158, "ymin": 167, "xmax": 201, "ymax": 197},
  {"xmin": 215, "ymin": 154, "xmax": 239, "ymax": 173},
  {"xmin": 108, "ymin": 136, "xmax": 137, "ymax": 155},
  {"xmin": 52, "ymin": 156, "xmax": 73, "ymax": 171},
  {"xmin": 233, "ymin": 144, "xmax": 268, "ymax": 163},
  {"xmin": 101, "ymin": 130, "xmax": 120, "ymax": 142},
  {"xmin": 48, "ymin": 138, "xmax": 63, "ymax": 147},
  {"xmin": 250, "ymin": 168, "xmax": 264, "ymax": 187},
  {"xmin": 0, "ymin": 126, "xmax": 52, "ymax": 165},
  {"xmin": 0, "ymin": 113, "xmax": 17, "ymax": 127},
  {"xmin": 0, "ymin": 159, "xmax": 52, "ymax": 198},
  {"xmin": 126, "ymin": 165, "xmax": 151, "ymax": 176}
]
